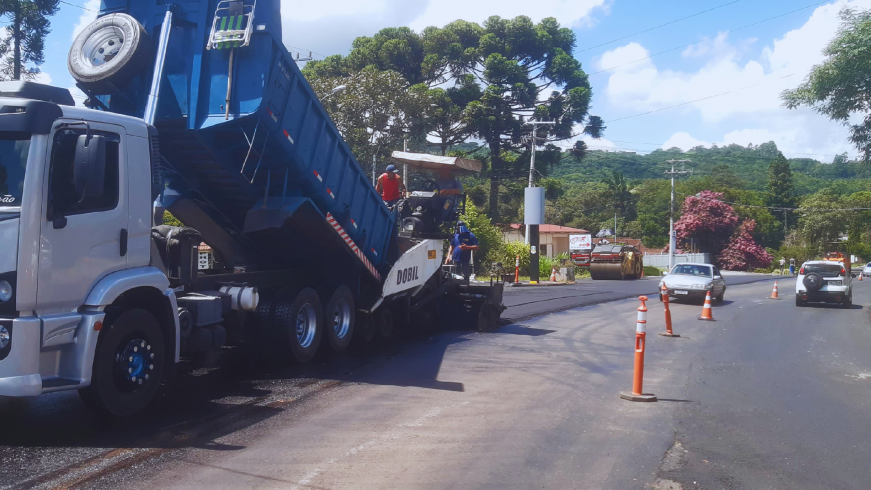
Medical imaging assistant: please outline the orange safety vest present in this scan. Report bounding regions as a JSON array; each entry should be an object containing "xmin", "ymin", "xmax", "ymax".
[{"xmin": 380, "ymin": 173, "xmax": 401, "ymax": 201}]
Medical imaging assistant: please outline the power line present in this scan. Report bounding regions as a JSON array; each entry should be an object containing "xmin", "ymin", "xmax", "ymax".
[
  {"xmin": 59, "ymin": 0, "xmax": 96, "ymax": 12},
  {"xmin": 577, "ymin": 0, "xmax": 744, "ymax": 53},
  {"xmin": 589, "ymin": 0, "xmax": 830, "ymax": 77},
  {"xmin": 605, "ymin": 73, "xmax": 794, "ymax": 124}
]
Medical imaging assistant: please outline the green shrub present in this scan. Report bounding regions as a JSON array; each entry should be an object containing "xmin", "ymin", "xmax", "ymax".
[
  {"xmin": 460, "ymin": 202, "xmax": 504, "ymax": 272},
  {"xmin": 493, "ymin": 240, "xmax": 531, "ymax": 274},
  {"xmin": 643, "ymin": 266, "xmax": 662, "ymax": 277}
]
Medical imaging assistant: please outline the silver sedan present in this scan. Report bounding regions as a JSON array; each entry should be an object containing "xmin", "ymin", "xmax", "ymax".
[{"xmin": 659, "ymin": 263, "xmax": 727, "ymax": 302}]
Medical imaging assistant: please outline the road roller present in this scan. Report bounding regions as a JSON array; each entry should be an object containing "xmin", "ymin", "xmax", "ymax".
[{"xmin": 589, "ymin": 244, "xmax": 644, "ymax": 280}]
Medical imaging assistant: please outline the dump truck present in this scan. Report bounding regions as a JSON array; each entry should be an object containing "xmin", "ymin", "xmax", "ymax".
[
  {"xmin": 0, "ymin": 0, "xmax": 503, "ymax": 416},
  {"xmin": 589, "ymin": 244, "xmax": 644, "ymax": 280}
]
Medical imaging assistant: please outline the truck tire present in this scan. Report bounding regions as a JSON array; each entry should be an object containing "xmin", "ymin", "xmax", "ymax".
[
  {"xmin": 324, "ymin": 286, "xmax": 355, "ymax": 352},
  {"xmin": 68, "ymin": 13, "xmax": 151, "ymax": 93},
  {"xmin": 274, "ymin": 288, "xmax": 322, "ymax": 363},
  {"xmin": 78, "ymin": 309, "xmax": 165, "ymax": 417},
  {"xmin": 377, "ymin": 308, "xmax": 396, "ymax": 340}
]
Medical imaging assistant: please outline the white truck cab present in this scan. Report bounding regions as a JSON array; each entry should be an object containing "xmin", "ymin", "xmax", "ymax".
[{"xmin": 0, "ymin": 83, "xmax": 179, "ymax": 414}]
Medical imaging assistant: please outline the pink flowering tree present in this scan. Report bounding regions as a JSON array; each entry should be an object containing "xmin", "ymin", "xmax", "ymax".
[
  {"xmin": 718, "ymin": 220, "xmax": 773, "ymax": 271},
  {"xmin": 674, "ymin": 191, "xmax": 740, "ymax": 258}
]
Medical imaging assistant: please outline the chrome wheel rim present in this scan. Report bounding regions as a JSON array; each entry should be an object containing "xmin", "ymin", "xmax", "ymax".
[
  {"xmin": 296, "ymin": 303, "xmax": 317, "ymax": 348},
  {"xmin": 82, "ymin": 26, "xmax": 126, "ymax": 67},
  {"xmin": 332, "ymin": 298, "xmax": 352, "ymax": 339}
]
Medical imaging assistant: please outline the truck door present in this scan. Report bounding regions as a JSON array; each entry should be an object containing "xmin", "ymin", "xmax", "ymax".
[{"xmin": 36, "ymin": 123, "xmax": 128, "ymax": 312}]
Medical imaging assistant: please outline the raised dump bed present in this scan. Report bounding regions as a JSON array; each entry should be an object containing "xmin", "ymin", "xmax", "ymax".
[{"xmin": 79, "ymin": 0, "xmax": 395, "ymax": 275}]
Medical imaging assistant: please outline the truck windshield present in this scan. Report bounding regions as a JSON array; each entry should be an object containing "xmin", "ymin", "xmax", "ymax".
[
  {"xmin": 671, "ymin": 264, "xmax": 712, "ymax": 277},
  {"xmin": 0, "ymin": 132, "xmax": 32, "ymax": 208}
]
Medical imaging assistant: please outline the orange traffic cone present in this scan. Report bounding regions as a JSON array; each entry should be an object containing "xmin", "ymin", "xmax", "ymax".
[
  {"xmin": 550, "ymin": 266, "xmax": 557, "ymax": 282},
  {"xmin": 620, "ymin": 296, "xmax": 657, "ymax": 402},
  {"xmin": 699, "ymin": 291, "xmax": 715, "ymax": 321},
  {"xmin": 769, "ymin": 281, "xmax": 780, "ymax": 300},
  {"xmin": 860, "ymin": 273, "xmax": 864, "ymax": 281},
  {"xmin": 659, "ymin": 283, "xmax": 679, "ymax": 337}
]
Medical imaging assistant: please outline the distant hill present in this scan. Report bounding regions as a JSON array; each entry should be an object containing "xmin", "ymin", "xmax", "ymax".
[{"xmin": 550, "ymin": 142, "xmax": 871, "ymax": 195}]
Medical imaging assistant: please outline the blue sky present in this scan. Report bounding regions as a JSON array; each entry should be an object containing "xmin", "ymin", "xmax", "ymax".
[{"xmin": 38, "ymin": 0, "xmax": 869, "ymax": 162}]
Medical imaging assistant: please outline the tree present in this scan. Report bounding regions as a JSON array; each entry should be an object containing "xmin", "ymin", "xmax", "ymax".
[
  {"xmin": 797, "ymin": 188, "xmax": 846, "ymax": 252},
  {"xmin": 0, "ymin": 0, "xmax": 59, "ymax": 80},
  {"xmin": 781, "ymin": 8, "xmax": 871, "ymax": 162},
  {"xmin": 674, "ymin": 191, "xmax": 740, "ymax": 257},
  {"xmin": 602, "ymin": 171, "xmax": 635, "ymax": 220},
  {"xmin": 718, "ymin": 220, "xmax": 773, "ymax": 271},
  {"xmin": 309, "ymin": 18, "xmax": 603, "ymax": 219},
  {"xmin": 308, "ymin": 68, "xmax": 432, "ymax": 176},
  {"xmin": 636, "ymin": 180, "xmax": 672, "ymax": 249},
  {"xmin": 454, "ymin": 16, "xmax": 602, "ymax": 219},
  {"xmin": 765, "ymin": 153, "xmax": 796, "ymax": 225}
]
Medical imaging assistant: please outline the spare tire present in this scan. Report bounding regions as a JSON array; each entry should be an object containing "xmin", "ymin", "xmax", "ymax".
[
  {"xmin": 803, "ymin": 272, "xmax": 824, "ymax": 292},
  {"xmin": 68, "ymin": 13, "xmax": 151, "ymax": 94}
]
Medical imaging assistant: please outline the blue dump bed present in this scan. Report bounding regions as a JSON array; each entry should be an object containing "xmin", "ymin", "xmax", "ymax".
[{"xmin": 97, "ymin": 0, "xmax": 394, "ymax": 278}]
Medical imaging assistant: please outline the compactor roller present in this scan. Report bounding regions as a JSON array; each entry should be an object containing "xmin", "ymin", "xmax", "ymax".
[{"xmin": 589, "ymin": 244, "xmax": 644, "ymax": 280}]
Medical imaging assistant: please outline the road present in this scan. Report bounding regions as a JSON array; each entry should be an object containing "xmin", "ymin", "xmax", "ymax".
[{"xmin": 4, "ymin": 274, "xmax": 871, "ymax": 489}]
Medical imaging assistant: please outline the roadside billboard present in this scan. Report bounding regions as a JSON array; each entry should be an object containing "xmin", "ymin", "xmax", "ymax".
[{"xmin": 569, "ymin": 234, "xmax": 592, "ymax": 250}]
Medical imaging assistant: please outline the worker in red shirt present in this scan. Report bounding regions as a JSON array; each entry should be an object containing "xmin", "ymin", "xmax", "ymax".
[{"xmin": 376, "ymin": 164, "xmax": 406, "ymax": 207}]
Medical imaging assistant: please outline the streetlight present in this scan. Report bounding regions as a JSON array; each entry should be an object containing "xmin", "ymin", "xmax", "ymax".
[{"xmin": 322, "ymin": 84, "xmax": 346, "ymax": 101}]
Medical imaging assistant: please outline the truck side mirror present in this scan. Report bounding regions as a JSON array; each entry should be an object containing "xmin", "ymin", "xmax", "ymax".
[{"xmin": 74, "ymin": 134, "xmax": 106, "ymax": 198}]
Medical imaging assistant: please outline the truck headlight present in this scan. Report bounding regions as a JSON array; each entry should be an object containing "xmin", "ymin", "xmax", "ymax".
[
  {"xmin": 0, "ymin": 325, "xmax": 8, "ymax": 350},
  {"xmin": 0, "ymin": 280, "xmax": 11, "ymax": 303}
]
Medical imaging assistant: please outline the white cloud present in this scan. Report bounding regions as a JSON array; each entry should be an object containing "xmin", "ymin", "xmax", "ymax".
[
  {"xmin": 662, "ymin": 132, "xmax": 710, "ymax": 151},
  {"xmin": 281, "ymin": 0, "xmax": 608, "ymax": 59},
  {"xmin": 71, "ymin": 0, "xmax": 100, "ymax": 42},
  {"xmin": 601, "ymin": 0, "xmax": 871, "ymax": 160},
  {"xmin": 600, "ymin": 0, "xmax": 871, "ymax": 123}
]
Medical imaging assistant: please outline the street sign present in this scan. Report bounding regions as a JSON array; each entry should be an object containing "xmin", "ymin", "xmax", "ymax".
[{"xmin": 570, "ymin": 234, "xmax": 592, "ymax": 250}]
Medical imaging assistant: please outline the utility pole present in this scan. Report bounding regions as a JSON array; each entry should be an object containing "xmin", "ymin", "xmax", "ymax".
[
  {"xmin": 524, "ymin": 120, "xmax": 555, "ymax": 283},
  {"xmin": 665, "ymin": 160, "xmax": 692, "ymax": 270}
]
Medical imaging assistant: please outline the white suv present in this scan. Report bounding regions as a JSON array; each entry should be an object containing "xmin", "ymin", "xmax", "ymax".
[{"xmin": 795, "ymin": 260, "xmax": 853, "ymax": 307}]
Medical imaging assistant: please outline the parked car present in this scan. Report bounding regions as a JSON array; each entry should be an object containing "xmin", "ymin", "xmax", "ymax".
[
  {"xmin": 795, "ymin": 261, "xmax": 853, "ymax": 307},
  {"xmin": 862, "ymin": 262, "xmax": 871, "ymax": 276},
  {"xmin": 659, "ymin": 263, "xmax": 727, "ymax": 302}
]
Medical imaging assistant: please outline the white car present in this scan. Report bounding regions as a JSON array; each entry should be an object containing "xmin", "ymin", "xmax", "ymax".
[
  {"xmin": 862, "ymin": 262, "xmax": 871, "ymax": 277},
  {"xmin": 659, "ymin": 263, "xmax": 727, "ymax": 302},
  {"xmin": 795, "ymin": 260, "xmax": 853, "ymax": 307}
]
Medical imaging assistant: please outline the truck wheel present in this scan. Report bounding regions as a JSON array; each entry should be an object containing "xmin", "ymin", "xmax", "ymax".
[
  {"xmin": 274, "ymin": 288, "xmax": 322, "ymax": 363},
  {"xmin": 68, "ymin": 13, "xmax": 151, "ymax": 92},
  {"xmin": 324, "ymin": 286, "xmax": 355, "ymax": 352},
  {"xmin": 78, "ymin": 309, "xmax": 165, "ymax": 417},
  {"xmin": 377, "ymin": 308, "xmax": 395, "ymax": 340}
]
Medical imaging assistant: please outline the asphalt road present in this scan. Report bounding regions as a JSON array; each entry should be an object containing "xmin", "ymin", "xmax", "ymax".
[
  {"xmin": 501, "ymin": 272, "xmax": 779, "ymax": 323},
  {"xmin": 4, "ymin": 274, "xmax": 870, "ymax": 489}
]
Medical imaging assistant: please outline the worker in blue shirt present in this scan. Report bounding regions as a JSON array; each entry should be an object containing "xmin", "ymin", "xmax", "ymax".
[{"xmin": 446, "ymin": 221, "xmax": 479, "ymax": 281}]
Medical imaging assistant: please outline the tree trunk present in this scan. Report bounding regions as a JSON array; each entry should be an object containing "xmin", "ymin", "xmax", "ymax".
[
  {"xmin": 488, "ymin": 140, "xmax": 501, "ymax": 220},
  {"xmin": 12, "ymin": 1, "xmax": 21, "ymax": 81}
]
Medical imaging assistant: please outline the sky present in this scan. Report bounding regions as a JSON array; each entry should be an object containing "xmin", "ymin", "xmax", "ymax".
[{"xmin": 39, "ymin": 0, "xmax": 871, "ymax": 163}]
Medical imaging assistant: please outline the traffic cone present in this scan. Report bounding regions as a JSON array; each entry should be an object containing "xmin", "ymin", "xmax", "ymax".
[
  {"xmin": 550, "ymin": 266, "xmax": 557, "ymax": 282},
  {"xmin": 698, "ymin": 291, "xmax": 715, "ymax": 321},
  {"xmin": 769, "ymin": 281, "xmax": 780, "ymax": 300},
  {"xmin": 860, "ymin": 273, "xmax": 863, "ymax": 281},
  {"xmin": 659, "ymin": 283, "xmax": 680, "ymax": 337},
  {"xmin": 620, "ymin": 296, "xmax": 657, "ymax": 402}
]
